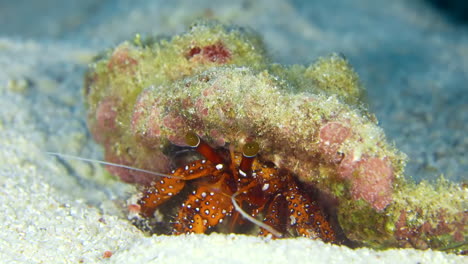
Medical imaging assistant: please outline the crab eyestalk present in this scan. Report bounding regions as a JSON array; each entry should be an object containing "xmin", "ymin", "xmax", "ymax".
[
  {"xmin": 239, "ymin": 141, "xmax": 259, "ymax": 177},
  {"xmin": 185, "ymin": 131, "xmax": 224, "ymax": 165}
]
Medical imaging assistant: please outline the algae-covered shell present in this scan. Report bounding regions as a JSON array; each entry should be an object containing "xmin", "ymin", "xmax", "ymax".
[
  {"xmin": 131, "ymin": 65, "xmax": 403, "ymax": 211},
  {"xmin": 85, "ymin": 21, "xmax": 467, "ymax": 254}
]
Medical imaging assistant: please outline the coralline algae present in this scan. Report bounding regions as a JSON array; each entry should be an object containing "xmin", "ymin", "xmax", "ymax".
[{"xmin": 84, "ymin": 21, "xmax": 467, "ymax": 254}]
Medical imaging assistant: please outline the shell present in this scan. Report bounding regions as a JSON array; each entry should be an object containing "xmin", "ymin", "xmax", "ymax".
[{"xmin": 85, "ymin": 21, "xmax": 467, "ymax": 254}]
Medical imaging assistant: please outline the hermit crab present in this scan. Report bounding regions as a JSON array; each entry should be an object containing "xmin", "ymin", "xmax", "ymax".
[
  {"xmin": 81, "ymin": 21, "xmax": 467, "ymax": 254},
  {"xmin": 134, "ymin": 132, "xmax": 337, "ymax": 242}
]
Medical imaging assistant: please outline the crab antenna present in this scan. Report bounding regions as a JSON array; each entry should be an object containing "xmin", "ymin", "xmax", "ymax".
[
  {"xmin": 45, "ymin": 152, "xmax": 181, "ymax": 179},
  {"xmin": 239, "ymin": 141, "xmax": 259, "ymax": 177},
  {"xmin": 185, "ymin": 131, "xmax": 224, "ymax": 165}
]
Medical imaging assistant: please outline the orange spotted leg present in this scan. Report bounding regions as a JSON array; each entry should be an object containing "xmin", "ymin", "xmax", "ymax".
[
  {"xmin": 172, "ymin": 183, "xmax": 234, "ymax": 234},
  {"xmin": 138, "ymin": 177, "xmax": 185, "ymax": 218},
  {"xmin": 138, "ymin": 160, "xmax": 219, "ymax": 218},
  {"xmin": 259, "ymin": 193, "xmax": 288, "ymax": 237},
  {"xmin": 138, "ymin": 132, "xmax": 223, "ymax": 218},
  {"xmin": 284, "ymin": 182, "xmax": 336, "ymax": 242}
]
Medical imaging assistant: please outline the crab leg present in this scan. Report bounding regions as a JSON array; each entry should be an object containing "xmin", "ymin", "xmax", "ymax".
[
  {"xmin": 172, "ymin": 182, "xmax": 234, "ymax": 234},
  {"xmin": 283, "ymin": 182, "xmax": 336, "ymax": 242},
  {"xmin": 138, "ymin": 159, "xmax": 219, "ymax": 217},
  {"xmin": 138, "ymin": 177, "xmax": 185, "ymax": 218},
  {"xmin": 258, "ymin": 193, "xmax": 288, "ymax": 237}
]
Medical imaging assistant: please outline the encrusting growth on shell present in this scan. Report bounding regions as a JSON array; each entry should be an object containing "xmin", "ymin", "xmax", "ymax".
[{"xmin": 85, "ymin": 20, "xmax": 467, "ymax": 254}]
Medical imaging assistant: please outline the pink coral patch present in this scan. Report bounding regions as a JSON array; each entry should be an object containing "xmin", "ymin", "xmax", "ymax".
[
  {"xmin": 187, "ymin": 47, "xmax": 202, "ymax": 57},
  {"xmin": 337, "ymin": 154, "xmax": 395, "ymax": 211},
  {"xmin": 210, "ymin": 129, "xmax": 226, "ymax": 147},
  {"xmin": 130, "ymin": 92, "xmax": 149, "ymax": 132},
  {"xmin": 163, "ymin": 112, "xmax": 188, "ymax": 145},
  {"xmin": 187, "ymin": 42, "xmax": 231, "ymax": 64},
  {"xmin": 337, "ymin": 152, "xmax": 359, "ymax": 180},
  {"xmin": 195, "ymin": 98, "xmax": 209, "ymax": 117},
  {"xmin": 131, "ymin": 90, "xmax": 164, "ymax": 139},
  {"xmin": 319, "ymin": 122, "xmax": 351, "ymax": 163},
  {"xmin": 163, "ymin": 112, "xmax": 185, "ymax": 130},
  {"xmin": 107, "ymin": 47, "xmax": 138, "ymax": 72},
  {"xmin": 95, "ymin": 97, "xmax": 118, "ymax": 132},
  {"xmin": 147, "ymin": 113, "xmax": 162, "ymax": 138},
  {"xmin": 146, "ymin": 105, "xmax": 163, "ymax": 139},
  {"xmin": 352, "ymin": 157, "xmax": 394, "ymax": 211},
  {"xmin": 203, "ymin": 42, "xmax": 231, "ymax": 63}
]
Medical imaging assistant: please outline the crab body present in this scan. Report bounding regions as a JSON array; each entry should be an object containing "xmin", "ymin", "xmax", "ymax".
[{"xmin": 136, "ymin": 133, "xmax": 336, "ymax": 242}]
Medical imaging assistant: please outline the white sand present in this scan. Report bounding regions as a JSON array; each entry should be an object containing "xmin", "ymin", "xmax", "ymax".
[{"xmin": 0, "ymin": 38, "xmax": 465, "ymax": 264}]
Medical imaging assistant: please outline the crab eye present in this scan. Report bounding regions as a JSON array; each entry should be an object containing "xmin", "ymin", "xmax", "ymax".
[
  {"xmin": 185, "ymin": 131, "xmax": 201, "ymax": 147},
  {"xmin": 185, "ymin": 131, "xmax": 223, "ymax": 165},
  {"xmin": 239, "ymin": 141, "xmax": 259, "ymax": 177},
  {"xmin": 242, "ymin": 141, "xmax": 259, "ymax": 157}
]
